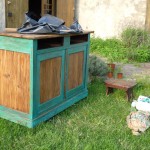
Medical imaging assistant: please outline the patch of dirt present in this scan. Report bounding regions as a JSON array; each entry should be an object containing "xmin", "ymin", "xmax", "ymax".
[{"xmin": 121, "ymin": 63, "xmax": 150, "ymax": 79}]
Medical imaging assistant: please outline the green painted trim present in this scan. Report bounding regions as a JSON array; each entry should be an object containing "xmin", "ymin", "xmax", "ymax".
[
  {"xmin": 64, "ymin": 37, "xmax": 70, "ymax": 47},
  {"xmin": 0, "ymin": 89, "xmax": 88, "ymax": 128},
  {"xmin": 68, "ymin": 46, "xmax": 86, "ymax": 54},
  {"xmin": 0, "ymin": 33, "xmax": 91, "ymax": 128},
  {"xmin": 66, "ymin": 46, "xmax": 87, "ymax": 98},
  {"xmin": 39, "ymin": 95, "xmax": 63, "ymax": 114},
  {"xmin": 82, "ymin": 46, "xmax": 87, "ymax": 89},
  {"xmin": 38, "ymin": 50, "xmax": 65, "ymax": 61},
  {"xmin": 37, "ymin": 47, "xmax": 65, "ymax": 55},
  {"xmin": 0, "ymin": 108, "xmax": 32, "ymax": 127},
  {"xmin": 85, "ymin": 34, "xmax": 91, "ymax": 85},
  {"xmin": 36, "ymin": 36, "xmax": 80, "ymax": 55},
  {"xmin": 29, "ymin": 40, "xmax": 38, "ymax": 119},
  {"xmin": 69, "ymin": 42, "xmax": 88, "ymax": 48},
  {"xmin": 66, "ymin": 86, "xmax": 86, "ymax": 99},
  {"xmin": 0, "ymin": 36, "xmax": 33, "ymax": 54},
  {"xmin": 32, "ymin": 90, "xmax": 88, "ymax": 128},
  {"xmin": 36, "ymin": 36, "xmax": 70, "ymax": 54},
  {"xmin": 40, "ymin": 86, "xmax": 85, "ymax": 114},
  {"xmin": 36, "ymin": 50, "xmax": 65, "ymax": 115},
  {"xmin": 64, "ymin": 48, "xmax": 68, "ymax": 100},
  {"xmin": 0, "ymin": 106, "xmax": 29, "ymax": 118}
]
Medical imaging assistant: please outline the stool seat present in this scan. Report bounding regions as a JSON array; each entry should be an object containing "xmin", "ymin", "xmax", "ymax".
[{"xmin": 104, "ymin": 79, "xmax": 137, "ymax": 101}]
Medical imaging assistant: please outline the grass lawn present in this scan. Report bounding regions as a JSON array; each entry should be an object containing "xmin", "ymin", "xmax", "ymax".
[{"xmin": 0, "ymin": 79, "xmax": 150, "ymax": 150}]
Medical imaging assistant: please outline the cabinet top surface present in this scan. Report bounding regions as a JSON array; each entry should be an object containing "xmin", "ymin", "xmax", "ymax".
[{"xmin": 0, "ymin": 29, "xmax": 94, "ymax": 40}]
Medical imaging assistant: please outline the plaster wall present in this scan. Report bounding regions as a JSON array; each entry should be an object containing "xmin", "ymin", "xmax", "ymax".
[
  {"xmin": 0, "ymin": 0, "xmax": 5, "ymax": 31},
  {"xmin": 75, "ymin": 0, "xmax": 147, "ymax": 38}
]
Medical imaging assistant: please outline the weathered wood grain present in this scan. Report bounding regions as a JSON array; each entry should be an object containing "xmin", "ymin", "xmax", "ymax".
[
  {"xmin": 40, "ymin": 57, "xmax": 62, "ymax": 103},
  {"xmin": 57, "ymin": 0, "xmax": 74, "ymax": 26},
  {"xmin": 68, "ymin": 51, "xmax": 84, "ymax": 90},
  {"xmin": 0, "ymin": 31, "xmax": 91, "ymax": 128},
  {"xmin": 0, "ymin": 50, "xmax": 30, "ymax": 113},
  {"xmin": 0, "ymin": 31, "xmax": 94, "ymax": 39},
  {"xmin": 146, "ymin": 0, "xmax": 150, "ymax": 31},
  {"xmin": 5, "ymin": 0, "xmax": 28, "ymax": 28}
]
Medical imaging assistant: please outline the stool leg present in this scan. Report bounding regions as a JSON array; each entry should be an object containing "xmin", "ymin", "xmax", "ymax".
[
  {"xmin": 126, "ymin": 88, "xmax": 133, "ymax": 101},
  {"xmin": 106, "ymin": 87, "xmax": 114, "ymax": 95}
]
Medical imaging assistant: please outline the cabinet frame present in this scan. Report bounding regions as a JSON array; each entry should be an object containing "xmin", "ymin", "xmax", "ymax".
[
  {"xmin": 36, "ymin": 50, "xmax": 65, "ymax": 115},
  {"xmin": 66, "ymin": 46, "xmax": 87, "ymax": 98},
  {"xmin": 0, "ymin": 33, "xmax": 91, "ymax": 128}
]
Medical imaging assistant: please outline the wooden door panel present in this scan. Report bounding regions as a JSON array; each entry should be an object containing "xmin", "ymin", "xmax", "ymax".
[
  {"xmin": 56, "ymin": 0, "xmax": 74, "ymax": 26},
  {"xmin": 40, "ymin": 57, "xmax": 62, "ymax": 103},
  {"xmin": 0, "ymin": 50, "xmax": 30, "ymax": 113},
  {"xmin": 5, "ymin": 0, "xmax": 28, "ymax": 28},
  {"xmin": 68, "ymin": 51, "xmax": 84, "ymax": 90}
]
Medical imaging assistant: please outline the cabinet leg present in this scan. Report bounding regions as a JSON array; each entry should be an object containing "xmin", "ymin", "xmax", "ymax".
[
  {"xmin": 126, "ymin": 88, "xmax": 133, "ymax": 101},
  {"xmin": 106, "ymin": 87, "xmax": 114, "ymax": 95}
]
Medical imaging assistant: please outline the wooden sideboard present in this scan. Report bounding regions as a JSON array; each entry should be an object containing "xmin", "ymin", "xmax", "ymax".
[{"xmin": 0, "ymin": 31, "xmax": 93, "ymax": 127}]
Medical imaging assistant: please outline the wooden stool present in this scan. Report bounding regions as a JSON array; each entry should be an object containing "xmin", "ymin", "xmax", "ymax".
[{"xmin": 104, "ymin": 79, "xmax": 137, "ymax": 101}]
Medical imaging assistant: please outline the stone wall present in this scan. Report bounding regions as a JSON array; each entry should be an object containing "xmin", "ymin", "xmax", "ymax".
[
  {"xmin": 0, "ymin": 0, "xmax": 5, "ymax": 31},
  {"xmin": 75, "ymin": 0, "xmax": 147, "ymax": 38}
]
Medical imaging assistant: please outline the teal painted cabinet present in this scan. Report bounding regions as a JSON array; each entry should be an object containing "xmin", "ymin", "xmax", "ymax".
[
  {"xmin": 0, "ymin": 32, "xmax": 92, "ymax": 128},
  {"xmin": 66, "ymin": 46, "xmax": 87, "ymax": 98}
]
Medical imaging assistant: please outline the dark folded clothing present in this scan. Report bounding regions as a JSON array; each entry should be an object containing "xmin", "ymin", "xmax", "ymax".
[{"xmin": 18, "ymin": 12, "xmax": 83, "ymax": 34}]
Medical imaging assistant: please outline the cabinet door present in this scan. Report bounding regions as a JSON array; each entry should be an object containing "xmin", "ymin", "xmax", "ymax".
[
  {"xmin": 37, "ymin": 50, "xmax": 65, "ymax": 114},
  {"xmin": 66, "ymin": 46, "xmax": 87, "ymax": 98},
  {"xmin": 56, "ymin": 0, "xmax": 74, "ymax": 26}
]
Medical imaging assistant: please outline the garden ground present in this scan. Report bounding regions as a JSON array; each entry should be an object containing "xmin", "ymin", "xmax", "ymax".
[
  {"xmin": 0, "ymin": 75, "xmax": 150, "ymax": 149},
  {"xmin": 1, "ymin": 29, "xmax": 150, "ymax": 149},
  {"xmin": 122, "ymin": 63, "xmax": 150, "ymax": 79}
]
